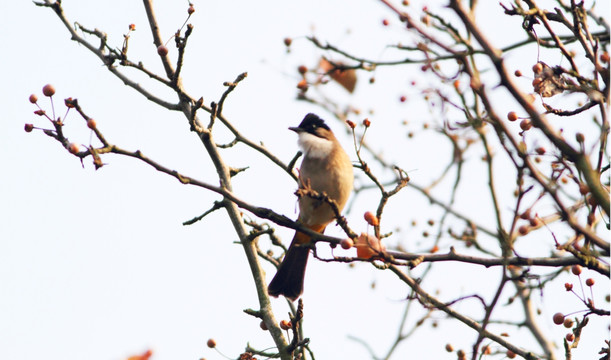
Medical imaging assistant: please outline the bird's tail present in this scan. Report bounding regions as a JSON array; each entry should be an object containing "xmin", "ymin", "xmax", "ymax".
[{"xmin": 267, "ymin": 226, "xmax": 324, "ymax": 301}]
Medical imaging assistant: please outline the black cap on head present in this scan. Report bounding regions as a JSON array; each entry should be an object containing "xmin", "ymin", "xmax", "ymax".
[{"xmin": 291, "ymin": 113, "xmax": 330, "ymax": 135}]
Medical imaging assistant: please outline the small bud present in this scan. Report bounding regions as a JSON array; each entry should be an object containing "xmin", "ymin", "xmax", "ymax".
[
  {"xmin": 259, "ymin": 321, "xmax": 268, "ymax": 331},
  {"xmin": 601, "ymin": 52, "xmax": 610, "ymax": 63},
  {"xmin": 566, "ymin": 333, "xmax": 575, "ymax": 342},
  {"xmin": 564, "ymin": 283, "xmax": 573, "ymax": 291},
  {"xmin": 382, "ymin": 19, "xmax": 389, "ymax": 26},
  {"xmin": 129, "ymin": 23, "xmax": 136, "ymax": 31},
  {"xmin": 297, "ymin": 65, "xmax": 308, "ymax": 75},
  {"xmin": 563, "ymin": 318, "xmax": 574, "ymax": 328},
  {"xmin": 575, "ymin": 132, "xmax": 584, "ymax": 143},
  {"xmin": 29, "ymin": 94, "xmax": 38, "ymax": 104},
  {"xmin": 507, "ymin": 350, "xmax": 516, "ymax": 359},
  {"xmin": 87, "ymin": 118, "xmax": 97, "ymax": 130},
  {"xmin": 399, "ymin": 95, "xmax": 407, "ymax": 102},
  {"xmin": 529, "ymin": 217, "xmax": 541, "ymax": 227},
  {"xmin": 340, "ymin": 238, "xmax": 354, "ymax": 250},
  {"xmin": 518, "ymin": 225, "xmax": 529, "ymax": 236},
  {"xmin": 346, "ymin": 120, "xmax": 356, "ymax": 129},
  {"xmin": 445, "ymin": 344, "xmax": 454, "ymax": 352},
  {"xmin": 514, "ymin": 69, "xmax": 523, "ymax": 77},
  {"xmin": 585, "ymin": 278, "xmax": 595, "ymax": 287},
  {"xmin": 206, "ymin": 338, "xmax": 216, "ymax": 348},
  {"xmin": 34, "ymin": 110, "xmax": 46, "ymax": 116},
  {"xmin": 535, "ymin": 147, "xmax": 546, "ymax": 155},
  {"xmin": 24, "ymin": 124, "xmax": 34, "ymax": 133},
  {"xmin": 571, "ymin": 264, "xmax": 582, "ymax": 275},
  {"xmin": 283, "ymin": 37, "xmax": 292, "ymax": 47},
  {"xmin": 64, "ymin": 97, "xmax": 76, "ymax": 108},
  {"xmin": 578, "ymin": 183, "xmax": 589, "ymax": 195},
  {"xmin": 507, "ymin": 111, "xmax": 518, "ymax": 122},
  {"xmin": 519, "ymin": 209, "xmax": 531, "ymax": 219},
  {"xmin": 362, "ymin": 118, "xmax": 371, "ymax": 127},
  {"xmin": 187, "ymin": 4, "xmax": 195, "ymax": 14},
  {"xmin": 42, "ymin": 84, "xmax": 56, "ymax": 97}
]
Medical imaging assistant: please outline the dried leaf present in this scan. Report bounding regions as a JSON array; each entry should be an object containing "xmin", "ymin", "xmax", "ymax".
[
  {"xmin": 319, "ymin": 58, "xmax": 357, "ymax": 93},
  {"xmin": 532, "ymin": 62, "xmax": 566, "ymax": 98}
]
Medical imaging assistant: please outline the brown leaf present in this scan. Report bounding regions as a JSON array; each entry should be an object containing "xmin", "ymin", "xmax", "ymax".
[
  {"xmin": 532, "ymin": 62, "xmax": 566, "ymax": 98},
  {"xmin": 319, "ymin": 58, "xmax": 357, "ymax": 93}
]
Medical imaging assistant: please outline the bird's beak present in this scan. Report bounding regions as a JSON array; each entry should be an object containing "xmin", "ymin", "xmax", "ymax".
[{"xmin": 288, "ymin": 126, "xmax": 302, "ymax": 133}]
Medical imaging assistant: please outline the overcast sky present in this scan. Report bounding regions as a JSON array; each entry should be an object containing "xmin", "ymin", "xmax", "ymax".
[{"xmin": 2, "ymin": 1, "xmax": 609, "ymax": 360}]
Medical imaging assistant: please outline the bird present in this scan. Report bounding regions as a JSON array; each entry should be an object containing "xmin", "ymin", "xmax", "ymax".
[{"xmin": 267, "ymin": 113, "xmax": 354, "ymax": 301}]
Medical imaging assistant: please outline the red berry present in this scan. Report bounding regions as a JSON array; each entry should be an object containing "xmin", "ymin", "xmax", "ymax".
[
  {"xmin": 296, "ymin": 78, "xmax": 308, "ymax": 91},
  {"xmin": 259, "ymin": 321, "xmax": 268, "ymax": 331},
  {"xmin": 42, "ymin": 84, "xmax": 55, "ymax": 97},
  {"xmin": 24, "ymin": 124, "xmax": 34, "ymax": 133},
  {"xmin": 507, "ymin": 111, "xmax": 518, "ymax": 121},
  {"xmin": 507, "ymin": 350, "xmax": 516, "ymax": 359},
  {"xmin": 566, "ymin": 333, "xmax": 575, "ymax": 342},
  {"xmin": 399, "ymin": 95, "xmax": 407, "ymax": 102},
  {"xmin": 514, "ymin": 70, "xmax": 523, "ymax": 77},
  {"xmin": 364, "ymin": 211, "xmax": 379, "ymax": 226},
  {"xmin": 520, "ymin": 119, "xmax": 532, "ymax": 131},
  {"xmin": 445, "ymin": 344, "xmax": 454, "ymax": 352},
  {"xmin": 279, "ymin": 320, "xmax": 291, "ymax": 330},
  {"xmin": 585, "ymin": 278, "xmax": 594, "ymax": 286},
  {"xmin": 601, "ymin": 52, "xmax": 610, "ymax": 63},
  {"xmin": 571, "ymin": 264, "xmax": 582, "ymax": 275},
  {"xmin": 157, "ymin": 45, "xmax": 168, "ymax": 56},
  {"xmin": 87, "ymin": 118, "xmax": 97, "ymax": 130},
  {"xmin": 297, "ymin": 65, "xmax": 308, "ymax": 75},
  {"xmin": 535, "ymin": 147, "xmax": 546, "ymax": 155},
  {"xmin": 206, "ymin": 338, "xmax": 216, "ymax": 348},
  {"xmin": 532, "ymin": 62, "xmax": 543, "ymax": 74},
  {"xmin": 187, "ymin": 4, "xmax": 195, "ymax": 14},
  {"xmin": 518, "ymin": 225, "xmax": 529, "ymax": 236},
  {"xmin": 553, "ymin": 312, "xmax": 565, "ymax": 325},
  {"xmin": 340, "ymin": 238, "xmax": 353, "ymax": 250},
  {"xmin": 68, "ymin": 143, "xmax": 80, "ymax": 154},
  {"xmin": 29, "ymin": 94, "xmax": 38, "ymax": 104},
  {"xmin": 382, "ymin": 19, "xmax": 389, "ymax": 26},
  {"xmin": 563, "ymin": 318, "xmax": 574, "ymax": 328}
]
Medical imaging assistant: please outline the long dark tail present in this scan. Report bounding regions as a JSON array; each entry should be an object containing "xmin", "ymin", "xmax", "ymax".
[{"xmin": 267, "ymin": 232, "xmax": 311, "ymax": 301}]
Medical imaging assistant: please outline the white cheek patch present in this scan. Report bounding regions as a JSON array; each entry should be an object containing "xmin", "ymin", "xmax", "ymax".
[{"xmin": 297, "ymin": 132, "xmax": 334, "ymax": 158}]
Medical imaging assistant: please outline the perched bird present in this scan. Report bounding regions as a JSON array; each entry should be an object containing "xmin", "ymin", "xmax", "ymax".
[{"xmin": 268, "ymin": 113, "xmax": 354, "ymax": 301}]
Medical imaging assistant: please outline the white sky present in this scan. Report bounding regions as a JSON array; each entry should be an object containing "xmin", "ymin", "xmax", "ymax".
[{"xmin": 1, "ymin": 1, "xmax": 609, "ymax": 360}]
